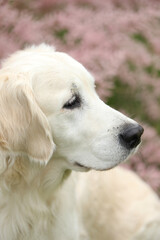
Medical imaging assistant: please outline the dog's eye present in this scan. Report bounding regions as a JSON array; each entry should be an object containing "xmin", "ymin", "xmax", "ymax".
[{"xmin": 63, "ymin": 94, "xmax": 81, "ymax": 109}]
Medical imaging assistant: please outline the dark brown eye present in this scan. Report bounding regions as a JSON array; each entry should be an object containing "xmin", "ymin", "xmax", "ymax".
[{"xmin": 63, "ymin": 94, "xmax": 81, "ymax": 109}]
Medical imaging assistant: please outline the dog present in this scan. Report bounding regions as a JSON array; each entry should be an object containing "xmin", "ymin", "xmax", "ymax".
[{"xmin": 0, "ymin": 44, "xmax": 159, "ymax": 240}]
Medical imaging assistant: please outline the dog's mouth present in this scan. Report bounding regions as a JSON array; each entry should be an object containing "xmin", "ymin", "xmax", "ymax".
[
  {"xmin": 74, "ymin": 162, "xmax": 115, "ymax": 172},
  {"xmin": 75, "ymin": 162, "xmax": 89, "ymax": 168},
  {"xmin": 74, "ymin": 162, "xmax": 91, "ymax": 171}
]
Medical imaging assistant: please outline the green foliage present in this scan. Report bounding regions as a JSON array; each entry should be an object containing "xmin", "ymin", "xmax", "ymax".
[
  {"xmin": 144, "ymin": 64, "xmax": 160, "ymax": 78},
  {"xmin": 107, "ymin": 77, "xmax": 142, "ymax": 116},
  {"xmin": 127, "ymin": 60, "xmax": 137, "ymax": 72},
  {"xmin": 107, "ymin": 76, "xmax": 160, "ymax": 134},
  {"xmin": 131, "ymin": 32, "xmax": 153, "ymax": 52},
  {"xmin": 54, "ymin": 28, "xmax": 68, "ymax": 43}
]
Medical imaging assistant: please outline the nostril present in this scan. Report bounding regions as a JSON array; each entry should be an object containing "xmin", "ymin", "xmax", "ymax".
[{"xmin": 119, "ymin": 124, "xmax": 144, "ymax": 150}]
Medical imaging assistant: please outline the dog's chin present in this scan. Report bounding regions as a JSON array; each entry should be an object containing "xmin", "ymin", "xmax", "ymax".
[{"xmin": 72, "ymin": 149, "xmax": 137, "ymax": 172}]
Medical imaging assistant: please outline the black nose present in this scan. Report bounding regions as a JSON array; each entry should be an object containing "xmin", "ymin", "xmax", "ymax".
[{"xmin": 119, "ymin": 124, "xmax": 144, "ymax": 150}]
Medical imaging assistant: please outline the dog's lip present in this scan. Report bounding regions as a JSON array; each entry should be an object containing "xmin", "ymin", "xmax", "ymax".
[
  {"xmin": 74, "ymin": 162, "xmax": 115, "ymax": 171},
  {"xmin": 74, "ymin": 162, "xmax": 91, "ymax": 169}
]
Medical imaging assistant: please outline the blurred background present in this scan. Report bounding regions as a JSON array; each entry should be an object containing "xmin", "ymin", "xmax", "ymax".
[{"xmin": 0, "ymin": 0, "xmax": 160, "ymax": 195}]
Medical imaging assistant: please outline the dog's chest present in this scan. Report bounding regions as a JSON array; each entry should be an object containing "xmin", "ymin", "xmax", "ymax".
[{"xmin": 0, "ymin": 177, "xmax": 80, "ymax": 240}]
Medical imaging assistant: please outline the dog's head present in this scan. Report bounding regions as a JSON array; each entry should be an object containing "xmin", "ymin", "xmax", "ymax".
[{"xmin": 0, "ymin": 44, "xmax": 143, "ymax": 174}]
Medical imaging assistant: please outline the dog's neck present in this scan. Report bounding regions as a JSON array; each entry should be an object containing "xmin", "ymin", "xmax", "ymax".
[
  {"xmin": 39, "ymin": 157, "xmax": 72, "ymax": 197},
  {"xmin": 0, "ymin": 156, "xmax": 72, "ymax": 200}
]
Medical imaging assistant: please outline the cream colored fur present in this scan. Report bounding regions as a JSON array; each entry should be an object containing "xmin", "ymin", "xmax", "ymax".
[{"xmin": 0, "ymin": 44, "xmax": 159, "ymax": 240}]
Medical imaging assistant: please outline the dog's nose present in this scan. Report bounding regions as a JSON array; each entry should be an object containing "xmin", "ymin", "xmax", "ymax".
[{"xmin": 119, "ymin": 124, "xmax": 144, "ymax": 149}]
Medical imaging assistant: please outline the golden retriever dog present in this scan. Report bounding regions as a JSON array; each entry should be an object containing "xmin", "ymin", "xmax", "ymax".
[{"xmin": 0, "ymin": 44, "xmax": 159, "ymax": 240}]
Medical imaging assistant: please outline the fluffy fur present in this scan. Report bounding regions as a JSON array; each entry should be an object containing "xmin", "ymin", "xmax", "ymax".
[{"xmin": 0, "ymin": 44, "xmax": 159, "ymax": 240}]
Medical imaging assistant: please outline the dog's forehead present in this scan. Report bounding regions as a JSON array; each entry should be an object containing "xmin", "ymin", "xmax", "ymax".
[
  {"xmin": 51, "ymin": 52, "xmax": 95, "ymax": 88},
  {"xmin": 32, "ymin": 51, "xmax": 96, "ymax": 95},
  {"xmin": 2, "ymin": 45, "xmax": 95, "ymax": 96}
]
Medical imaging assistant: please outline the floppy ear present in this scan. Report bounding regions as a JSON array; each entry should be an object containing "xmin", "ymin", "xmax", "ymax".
[{"xmin": 0, "ymin": 73, "xmax": 55, "ymax": 174}]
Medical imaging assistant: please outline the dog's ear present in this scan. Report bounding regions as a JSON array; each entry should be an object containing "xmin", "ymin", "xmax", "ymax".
[{"xmin": 0, "ymin": 73, "xmax": 55, "ymax": 174}]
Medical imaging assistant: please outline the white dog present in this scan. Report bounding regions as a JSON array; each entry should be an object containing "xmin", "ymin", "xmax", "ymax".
[{"xmin": 0, "ymin": 44, "xmax": 159, "ymax": 240}]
